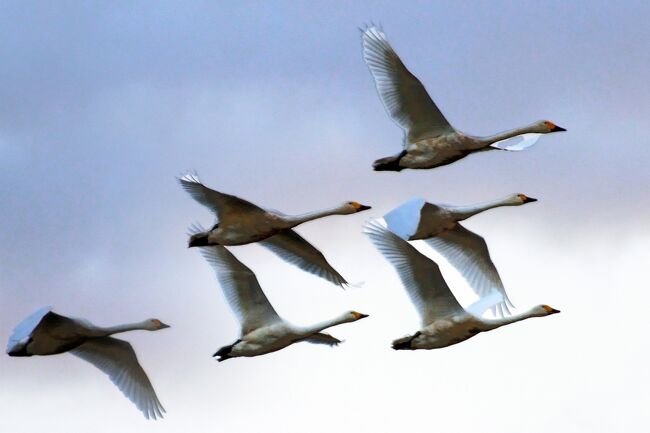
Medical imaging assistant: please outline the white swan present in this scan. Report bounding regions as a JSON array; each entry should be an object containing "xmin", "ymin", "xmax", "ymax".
[
  {"xmin": 6, "ymin": 307, "xmax": 169, "ymax": 419},
  {"xmin": 363, "ymin": 220, "xmax": 559, "ymax": 350},
  {"xmin": 180, "ymin": 172, "xmax": 371, "ymax": 287},
  {"xmin": 384, "ymin": 193, "xmax": 537, "ymax": 316},
  {"xmin": 361, "ymin": 26, "xmax": 566, "ymax": 171},
  {"xmin": 199, "ymin": 246, "xmax": 368, "ymax": 361}
]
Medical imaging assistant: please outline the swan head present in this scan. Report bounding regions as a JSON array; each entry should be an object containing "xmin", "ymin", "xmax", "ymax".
[
  {"xmin": 515, "ymin": 193, "xmax": 538, "ymax": 205},
  {"xmin": 536, "ymin": 305, "xmax": 561, "ymax": 316},
  {"xmin": 348, "ymin": 311, "xmax": 370, "ymax": 321},
  {"xmin": 533, "ymin": 120, "xmax": 566, "ymax": 133},
  {"xmin": 343, "ymin": 201, "xmax": 372, "ymax": 214},
  {"xmin": 144, "ymin": 319, "xmax": 171, "ymax": 331}
]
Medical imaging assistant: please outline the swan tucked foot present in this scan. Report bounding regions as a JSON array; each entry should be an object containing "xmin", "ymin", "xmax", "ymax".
[
  {"xmin": 373, "ymin": 150, "xmax": 407, "ymax": 171},
  {"xmin": 213, "ymin": 339, "xmax": 241, "ymax": 362},
  {"xmin": 392, "ymin": 332, "xmax": 421, "ymax": 350}
]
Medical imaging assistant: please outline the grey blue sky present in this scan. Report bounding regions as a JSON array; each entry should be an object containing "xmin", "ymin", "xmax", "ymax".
[{"xmin": 1, "ymin": 1, "xmax": 648, "ymax": 432}]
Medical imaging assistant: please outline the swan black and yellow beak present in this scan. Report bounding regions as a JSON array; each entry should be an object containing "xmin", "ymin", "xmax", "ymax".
[
  {"xmin": 550, "ymin": 125, "xmax": 566, "ymax": 132},
  {"xmin": 523, "ymin": 196, "xmax": 538, "ymax": 203},
  {"xmin": 542, "ymin": 305, "xmax": 561, "ymax": 314},
  {"xmin": 358, "ymin": 204, "xmax": 372, "ymax": 211},
  {"xmin": 352, "ymin": 312, "xmax": 369, "ymax": 320},
  {"xmin": 159, "ymin": 322, "xmax": 171, "ymax": 329}
]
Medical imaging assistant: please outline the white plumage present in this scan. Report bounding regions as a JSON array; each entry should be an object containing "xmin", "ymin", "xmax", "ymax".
[
  {"xmin": 361, "ymin": 26, "xmax": 566, "ymax": 171},
  {"xmin": 6, "ymin": 308, "xmax": 169, "ymax": 420},
  {"xmin": 180, "ymin": 172, "xmax": 371, "ymax": 287},
  {"xmin": 199, "ymin": 245, "xmax": 368, "ymax": 361},
  {"xmin": 364, "ymin": 220, "xmax": 559, "ymax": 350}
]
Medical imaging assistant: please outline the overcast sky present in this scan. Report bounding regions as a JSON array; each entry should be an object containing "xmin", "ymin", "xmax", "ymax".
[{"xmin": 1, "ymin": 1, "xmax": 649, "ymax": 432}]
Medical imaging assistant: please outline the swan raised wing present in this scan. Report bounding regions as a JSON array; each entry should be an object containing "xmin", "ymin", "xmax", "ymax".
[
  {"xmin": 71, "ymin": 337, "xmax": 165, "ymax": 420},
  {"xmin": 424, "ymin": 224, "xmax": 514, "ymax": 317},
  {"xmin": 259, "ymin": 229, "xmax": 348, "ymax": 288},
  {"xmin": 363, "ymin": 220, "xmax": 463, "ymax": 325},
  {"xmin": 179, "ymin": 173, "xmax": 265, "ymax": 225},
  {"xmin": 200, "ymin": 246, "xmax": 281, "ymax": 334},
  {"xmin": 362, "ymin": 26, "xmax": 453, "ymax": 143}
]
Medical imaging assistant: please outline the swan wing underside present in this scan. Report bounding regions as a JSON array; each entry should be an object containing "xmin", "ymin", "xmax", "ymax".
[
  {"xmin": 70, "ymin": 337, "xmax": 165, "ymax": 420},
  {"xmin": 199, "ymin": 246, "xmax": 281, "ymax": 334},
  {"xmin": 362, "ymin": 26, "xmax": 453, "ymax": 143},
  {"xmin": 259, "ymin": 230, "xmax": 348, "ymax": 287},
  {"xmin": 383, "ymin": 197, "xmax": 427, "ymax": 240},
  {"xmin": 424, "ymin": 224, "xmax": 514, "ymax": 317},
  {"xmin": 301, "ymin": 333, "xmax": 342, "ymax": 346},
  {"xmin": 178, "ymin": 173, "xmax": 265, "ymax": 224},
  {"xmin": 363, "ymin": 220, "xmax": 464, "ymax": 325}
]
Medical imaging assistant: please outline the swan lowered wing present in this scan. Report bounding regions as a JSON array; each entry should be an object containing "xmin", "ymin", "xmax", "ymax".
[
  {"xmin": 364, "ymin": 220, "xmax": 464, "ymax": 325},
  {"xmin": 200, "ymin": 246, "xmax": 281, "ymax": 334},
  {"xmin": 362, "ymin": 26, "xmax": 453, "ymax": 143},
  {"xmin": 259, "ymin": 229, "xmax": 348, "ymax": 287},
  {"xmin": 424, "ymin": 224, "xmax": 514, "ymax": 317},
  {"xmin": 70, "ymin": 337, "xmax": 165, "ymax": 420},
  {"xmin": 179, "ymin": 173, "xmax": 265, "ymax": 225}
]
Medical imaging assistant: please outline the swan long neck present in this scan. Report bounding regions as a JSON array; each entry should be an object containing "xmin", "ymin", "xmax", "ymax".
[
  {"xmin": 281, "ymin": 206, "xmax": 347, "ymax": 227},
  {"xmin": 448, "ymin": 196, "xmax": 515, "ymax": 220},
  {"xmin": 480, "ymin": 308, "xmax": 544, "ymax": 331},
  {"xmin": 98, "ymin": 321, "xmax": 150, "ymax": 336},
  {"xmin": 298, "ymin": 315, "xmax": 353, "ymax": 337},
  {"xmin": 480, "ymin": 124, "xmax": 539, "ymax": 146}
]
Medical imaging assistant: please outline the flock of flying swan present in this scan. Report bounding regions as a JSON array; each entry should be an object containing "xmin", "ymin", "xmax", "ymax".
[{"xmin": 6, "ymin": 26, "xmax": 564, "ymax": 419}]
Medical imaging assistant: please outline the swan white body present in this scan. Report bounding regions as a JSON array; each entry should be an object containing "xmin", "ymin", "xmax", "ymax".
[
  {"xmin": 199, "ymin": 246, "xmax": 368, "ymax": 361},
  {"xmin": 6, "ymin": 308, "xmax": 169, "ymax": 419},
  {"xmin": 363, "ymin": 221, "xmax": 559, "ymax": 350},
  {"xmin": 384, "ymin": 193, "xmax": 537, "ymax": 316},
  {"xmin": 361, "ymin": 26, "xmax": 566, "ymax": 171},
  {"xmin": 180, "ymin": 173, "xmax": 370, "ymax": 287}
]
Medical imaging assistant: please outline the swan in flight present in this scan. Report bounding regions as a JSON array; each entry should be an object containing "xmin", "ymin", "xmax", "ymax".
[
  {"xmin": 384, "ymin": 193, "xmax": 537, "ymax": 316},
  {"xmin": 361, "ymin": 26, "xmax": 566, "ymax": 171},
  {"xmin": 363, "ymin": 221, "xmax": 559, "ymax": 350},
  {"xmin": 199, "ymin": 245, "xmax": 368, "ymax": 361},
  {"xmin": 180, "ymin": 172, "xmax": 371, "ymax": 287},
  {"xmin": 6, "ymin": 308, "xmax": 169, "ymax": 419}
]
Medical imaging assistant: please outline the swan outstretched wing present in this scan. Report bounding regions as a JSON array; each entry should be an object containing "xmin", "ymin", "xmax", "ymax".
[
  {"xmin": 362, "ymin": 26, "xmax": 453, "ymax": 143},
  {"xmin": 200, "ymin": 246, "xmax": 281, "ymax": 334},
  {"xmin": 70, "ymin": 337, "xmax": 165, "ymax": 420},
  {"xmin": 178, "ymin": 173, "xmax": 264, "ymax": 224},
  {"xmin": 424, "ymin": 224, "xmax": 514, "ymax": 317},
  {"xmin": 259, "ymin": 230, "xmax": 348, "ymax": 288},
  {"xmin": 363, "ymin": 220, "xmax": 464, "ymax": 325}
]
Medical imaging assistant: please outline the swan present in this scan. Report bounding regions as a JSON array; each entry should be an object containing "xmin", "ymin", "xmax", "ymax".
[
  {"xmin": 363, "ymin": 220, "xmax": 559, "ymax": 350},
  {"xmin": 198, "ymin": 245, "xmax": 368, "ymax": 361},
  {"xmin": 361, "ymin": 26, "xmax": 566, "ymax": 171},
  {"xmin": 384, "ymin": 193, "xmax": 537, "ymax": 316},
  {"xmin": 6, "ymin": 307, "xmax": 169, "ymax": 419},
  {"xmin": 180, "ymin": 172, "xmax": 371, "ymax": 287}
]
